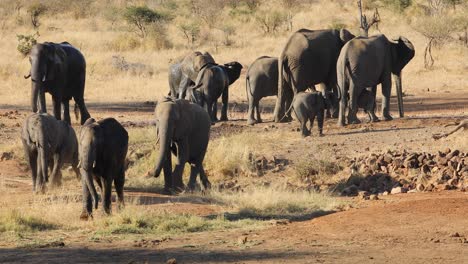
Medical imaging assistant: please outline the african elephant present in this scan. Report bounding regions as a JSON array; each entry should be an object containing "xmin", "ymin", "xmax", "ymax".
[
  {"xmin": 246, "ymin": 56, "xmax": 278, "ymax": 125},
  {"xmin": 273, "ymin": 28, "xmax": 355, "ymax": 123},
  {"xmin": 356, "ymin": 88, "xmax": 376, "ymax": 122},
  {"xmin": 336, "ymin": 35, "xmax": 415, "ymax": 126},
  {"xmin": 21, "ymin": 113, "xmax": 80, "ymax": 193},
  {"xmin": 149, "ymin": 97, "xmax": 211, "ymax": 193},
  {"xmin": 78, "ymin": 118, "xmax": 128, "ymax": 219},
  {"xmin": 290, "ymin": 91, "xmax": 326, "ymax": 137},
  {"xmin": 168, "ymin": 51, "xmax": 215, "ymax": 99},
  {"xmin": 187, "ymin": 62, "xmax": 243, "ymax": 122},
  {"xmin": 24, "ymin": 42, "xmax": 90, "ymax": 125}
]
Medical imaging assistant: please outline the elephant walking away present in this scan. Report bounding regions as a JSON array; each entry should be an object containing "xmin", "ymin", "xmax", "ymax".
[
  {"xmin": 78, "ymin": 118, "xmax": 128, "ymax": 219},
  {"xmin": 273, "ymin": 28, "xmax": 355, "ymax": 122},
  {"xmin": 290, "ymin": 91, "xmax": 326, "ymax": 137},
  {"xmin": 187, "ymin": 62, "xmax": 243, "ymax": 122},
  {"xmin": 149, "ymin": 97, "xmax": 211, "ymax": 193},
  {"xmin": 168, "ymin": 51, "xmax": 215, "ymax": 99},
  {"xmin": 21, "ymin": 113, "xmax": 80, "ymax": 193},
  {"xmin": 336, "ymin": 35, "xmax": 415, "ymax": 126},
  {"xmin": 246, "ymin": 56, "xmax": 278, "ymax": 125},
  {"xmin": 24, "ymin": 42, "xmax": 90, "ymax": 125}
]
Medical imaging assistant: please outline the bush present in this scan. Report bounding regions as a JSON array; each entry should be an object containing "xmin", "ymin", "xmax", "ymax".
[
  {"xmin": 178, "ymin": 20, "xmax": 201, "ymax": 46},
  {"xmin": 123, "ymin": 6, "xmax": 168, "ymax": 38},
  {"xmin": 27, "ymin": 2, "xmax": 47, "ymax": 29},
  {"xmin": 255, "ymin": 10, "xmax": 288, "ymax": 34},
  {"xmin": 16, "ymin": 33, "xmax": 37, "ymax": 56}
]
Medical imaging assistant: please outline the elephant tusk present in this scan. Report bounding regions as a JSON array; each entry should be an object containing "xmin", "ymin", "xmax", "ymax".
[{"xmin": 77, "ymin": 160, "xmax": 81, "ymax": 168}]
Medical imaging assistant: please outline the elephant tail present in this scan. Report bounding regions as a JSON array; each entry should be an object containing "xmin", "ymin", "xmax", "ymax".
[
  {"xmin": 74, "ymin": 103, "xmax": 80, "ymax": 122},
  {"xmin": 245, "ymin": 75, "xmax": 253, "ymax": 102}
]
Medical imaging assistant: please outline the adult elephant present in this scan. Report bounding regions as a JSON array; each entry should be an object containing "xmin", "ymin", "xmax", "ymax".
[
  {"xmin": 188, "ymin": 62, "xmax": 243, "ymax": 122},
  {"xmin": 24, "ymin": 42, "xmax": 90, "ymax": 125},
  {"xmin": 273, "ymin": 28, "xmax": 355, "ymax": 122},
  {"xmin": 336, "ymin": 35, "xmax": 415, "ymax": 126},
  {"xmin": 168, "ymin": 51, "xmax": 215, "ymax": 99},
  {"xmin": 149, "ymin": 97, "xmax": 211, "ymax": 193},
  {"xmin": 246, "ymin": 56, "xmax": 278, "ymax": 125}
]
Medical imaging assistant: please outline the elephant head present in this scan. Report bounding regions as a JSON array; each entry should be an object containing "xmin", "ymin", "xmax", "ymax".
[
  {"xmin": 25, "ymin": 43, "xmax": 66, "ymax": 113},
  {"xmin": 78, "ymin": 118, "xmax": 101, "ymax": 210},
  {"xmin": 193, "ymin": 51, "xmax": 215, "ymax": 72},
  {"xmin": 152, "ymin": 98, "xmax": 192, "ymax": 177},
  {"xmin": 222, "ymin": 61, "xmax": 243, "ymax": 85},
  {"xmin": 390, "ymin": 36, "xmax": 415, "ymax": 117}
]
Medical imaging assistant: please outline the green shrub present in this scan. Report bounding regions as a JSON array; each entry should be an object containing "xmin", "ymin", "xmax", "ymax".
[
  {"xmin": 123, "ymin": 6, "xmax": 168, "ymax": 38},
  {"xmin": 16, "ymin": 33, "xmax": 37, "ymax": 56}
]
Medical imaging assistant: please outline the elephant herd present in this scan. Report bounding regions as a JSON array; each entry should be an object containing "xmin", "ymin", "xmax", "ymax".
[{"xmin": 20, "ymin": 27, "xmax": 415, "ymax": 218}]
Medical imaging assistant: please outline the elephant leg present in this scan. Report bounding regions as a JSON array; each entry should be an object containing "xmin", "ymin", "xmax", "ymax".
[
  {"xmin": 74, "ymin": 97, "xmax": 91, "ymax": 125},
  {"xmin": 163, "ymin": 147, "xmax": 173, "ymax": 194},
  {"xmin": 317, "ymin": 108, "xmax": 324, "ymax": 136},
  {"xmin": 52, "ymin": 96, "xmax": 62, "ymax": 121},
  {"xmin": 347, "ymin": 83, "xmax": 361, "ymax": 124},
  {"xmin": 27, "ymin": 149, "xmax": 38, "ymax": 192},
  {"xmin": 198, "ymin": 164, "xmax": 211, "ymax": 190},
  {"xmin": 301, "ymin": 118, "xmax": 311, "ymax": 137},
  {"xmin": 381, "ymin": 76, "xmax": 393, "ymax": 121},
  {"xmin": 220, "ymin": 87, "xmax": 228, "ymax": 121},
  {"xmin": 187, "ymin": 165, "xmax": 198, "ymax": 191},
  {"xmin": 178, "ymin": 77, "xmax": 190, "ymax": 99},
  {"xmin": 102, "ymin": 177, "xmax": 113, "ymax": 215},
  {"xmin": 173, "ymin": 138, "xmax": 189, "ymax": 192},
  {"xmin": 247, "ymin": 97, "xmax": 257, "ymax": 125},
  {"xmin": 309, "ymin": 114, "xmax": 316, "ymax": 136},
  {"xmin": 80, "ymin": 175, "xmax": 93, "ymax": 220},
  {"xmin": 114, "ymin": 168, "xmax": 125, "ymax": 210},
  {"xmin": 255, "ymin": 99, "xmax": 262, "ymax": 123},
  {"xmin": 207, "ymin": 101, "xmax": 216, "ymax": 123},
  {"xmin": 50, "ymin": 153, "xmax": 62, "ymax": 187},
  {"xmin": 212, "ymin": 101, "xmax": 219, "ymax": 121},
  {"xmin": 283, "ymin": 90, "xmax": 294, "ymax": 122},
  {"xmin": 369, "ymin": 86, "xmax": 380, "ymax": 122},
  {"xmin": 61, "ymin": 100, "xmax": 71, "ymax": 125}
]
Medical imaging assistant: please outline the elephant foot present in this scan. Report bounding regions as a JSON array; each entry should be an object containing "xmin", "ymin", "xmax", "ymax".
[
  {"xmin": 257, "ymin": 118, "xmax": 263, "ymax": 123},
  {"xmin": 301, "ymin": 130, "xmax": 311, "ymax": 137},
  {"xmin": 247, "ymin": 119, "xmax": 257, "ymax": 126},
  {"xmin": 348, "ymin": 117, "xmax": 361, "ymax": 124},
  {"xmin": 337, "ymin": 120, "xmax": 346, "ymax": 127},
  {"xmin": 319, "ymin": 133, "xmax": 324, "ymax": 137},
  {"xmin": 332, "ymin": 112, "xmax": 339, "ymax": 119},
  {"xmin": 80, "ymin": 211, "xmax": 93, "ymax": 221},
  {"xmin": 202, "ymin": 180, "xmax": 212, "ymax": 190},
  {"xmin": 162, "ymin": 187, "xmax": 172, "ymax": 195},
  {"xmin": 370, "ymin": 116, "xmax": 380, "ymax": 123},
  {"xmin": 219, "ymin": 117, "xmax": 228, "ymax": 122},
  {"xmin": 383, "ymin": 114, "xmax": 393, "ymax": 121}
]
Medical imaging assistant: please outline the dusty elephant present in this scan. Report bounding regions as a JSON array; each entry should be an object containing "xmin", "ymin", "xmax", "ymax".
[
  {"xmin": 149, "ymin": 97, "xmax": 211, "ymax": 193},
  {"xmin": 21, "ymin": 113, "xmax": 80, "ymax": 193},
  {"xmin": 24, "ymin": 42, "xmax": 90, "ymax": 125},
  {"xmin": 273, "ymin": 28, "xmax": 355, "ymax": 123},
  {"xmin": 246, "ymin": 56, "xmax": 278, "ymax": 125},
  {"xmin": 168, "ymin": 51, "xmax": 215, "ymax": 99},
  {"xmin": 78, "ymin": 118, "xmax": 128, "ymax": 219},
  {"xmin": 289, "ymin": 91, "xmax": 326, "ymax": 137},
  {"xmin": 337, "ymin": 35, "xmax": 415, "ymax": 126},
  {"xmin": 188, "ymin": 62, "xmax": 243, "ymax": 122}
]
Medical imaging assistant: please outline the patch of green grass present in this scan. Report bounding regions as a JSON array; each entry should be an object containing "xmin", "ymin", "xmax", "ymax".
[
  {"xmin": 94, "ymin": 208, "xmax": 262, "ymax": 236},
  {"xmin": 0, "ymin": 210, "xmax": 58, "ymax": 233}
]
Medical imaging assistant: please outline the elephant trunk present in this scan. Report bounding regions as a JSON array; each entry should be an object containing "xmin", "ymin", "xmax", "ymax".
[
  {"xmin": 273, "ymin": 58, "xmax": 286, "ymax": 122},
  {"xmin": 152, "ymin": 120, "xmax": 173, "ymax": 178},
  {"xmin": 31, "ymin": 83, "xmax": 39, "ymax": 113},
  {"xmin": 393, "ymin": 72, "xmax": 404, "ymax": 118}
]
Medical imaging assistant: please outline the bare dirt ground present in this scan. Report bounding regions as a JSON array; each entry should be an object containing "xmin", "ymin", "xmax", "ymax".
[{"xmin": 0, "ymin": 92, "xmax": 467, "ymax": 263}]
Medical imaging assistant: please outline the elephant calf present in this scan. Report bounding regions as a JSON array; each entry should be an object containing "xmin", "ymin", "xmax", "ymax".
[
  {"xmin": 246, "ymin": 56, "xmax": 278, "ymax": 125},
  {"xmin": 187, "ymin": 62, "xmax": 243, "ymax": 122},
  {"xmin": 78, "ymin": 118, "xmax": 128, "ymax": 219},
  {"xmin": 21, "ymin": 113, "xmax": 80, "ymax": 193},
  {"xmin": 291, "ymin": 91, "xmax": 326, "ymax": 137},
  {"xmin": 356, "ymin": 88, "xmax": 376, "ymax": 122},
  {"xmin": 150, "ymin": 97, "xmax": 211, "ymax": 193}
]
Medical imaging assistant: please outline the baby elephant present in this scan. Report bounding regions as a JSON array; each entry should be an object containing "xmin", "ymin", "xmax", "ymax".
[
  {"xmin": 21, "ymin": 113, "xmax": 80, "ymax": 193},
  {"xmin": 150, "ymin": 97, "xmax": 211, "ymax": 193},
  {"xmin": 357, "ymin": 88, "xmax": 378, "ymax": 122},
  {"xmin": 78, "ymin": 118, "xmax": 128, "ymax": 219},
  {"xmin": 291, "ymin": 91, "xmax": 326, "ymax": 137}
]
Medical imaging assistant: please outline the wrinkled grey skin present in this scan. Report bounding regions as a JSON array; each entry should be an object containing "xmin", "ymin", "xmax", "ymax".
[
  {"xmin": 187, "ymin": 62, "xmax": 243, "ymax": 122},
  {"xmin": 24, "ymin": 42, "xmax": 90, "ymax": 125},
  {"xmin": 337, "ymin": 35, "xmax": 415, "ymax": 126},
  {"xmin": 78, "ymin": 118, "xmax": 128, "ymax": 220},
  {"xmin": 246, "ymin": 56, "xmax": 278, "ymax": 125},
  {"xmin": 168, "ymin": 51, "xmax": 215, "ymax": 99},
  {"xmin": 21, "ymin": 113, "xmax": 80, "ymax": 193},
  {"xmin": 149, "ymin": 97, "xmax": 211, "ymax": 193},
  {"xmin": 274, "ymin": 28, "xmax": 355, "ymax": 123},
  {"xmin": 290, "ymin": 92, "xmax": 326, "ymax": 137}
]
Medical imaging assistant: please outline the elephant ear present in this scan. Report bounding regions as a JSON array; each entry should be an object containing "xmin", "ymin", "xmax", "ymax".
[
  {"xmin": 339, "ymin": 29, "xmax": 355, "ymax": 44},
  {"xmin": 223, "ymin": 62, "xmax": 243, "ymax": 85},
  {"xmin": 45, "ymin": 45, "xmax": 65, "ymax": 81},
  {"xmin": 193, "ymin": 53, "xmax": 215, "ymax": 73},
  {"xmin": 172, "ymin": 100, "xmax": 192, "ymax": 139},
  {"xmin": 391, "ymin": 36, "xmax": 415, "ymax": 74}
]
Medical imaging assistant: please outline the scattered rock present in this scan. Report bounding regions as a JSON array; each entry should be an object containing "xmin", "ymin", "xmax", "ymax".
[
  {"xmin": 391, "ymin": 186, "xmax": 408, "ymax": 194},
  {"xmin": 166, "ymin": 258, "xmax": 177, "ymax": 264},
  {"xmin": 0, "ymin": 151, "xmax": 13, "ymax": 161},
  {"xmin": 369, "ymin": 194, "xmax": 379, "ymax": 200}
]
